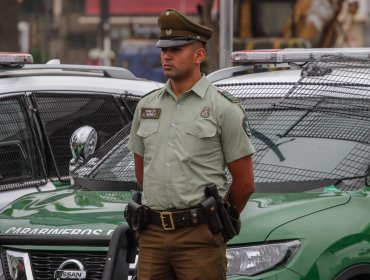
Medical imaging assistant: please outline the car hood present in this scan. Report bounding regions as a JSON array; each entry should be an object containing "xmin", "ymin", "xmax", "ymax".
[
  {"xmin": 0, "ymin": 188, "xmax": 133, "ymax": 237},
  {"xmin": 229, "ymin": 191, "xmax": 351, "ymax": 245},
  {"xmin": 0, "ymin": 189, "xmax": 350, "ymax": 241}
]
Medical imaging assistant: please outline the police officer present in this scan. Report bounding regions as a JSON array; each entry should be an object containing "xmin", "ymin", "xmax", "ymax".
[{"xmin": 128, "ymin": 9, "xmax": 255, "ymax": 280}]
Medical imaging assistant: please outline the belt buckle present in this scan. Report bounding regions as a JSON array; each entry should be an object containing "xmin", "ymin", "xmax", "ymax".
[{"xmin": 160, "ymin": 211, "xmax": 175, "ymax": 230}]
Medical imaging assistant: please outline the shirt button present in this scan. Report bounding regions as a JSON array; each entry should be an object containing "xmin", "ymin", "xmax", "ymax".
[
  {"xmin": 176, "ymin": 104, "xmax": 180, "ymax": 107},
  {"xmin": 166, "ymin": 163, "xmax": 171, "ymax": 167},
  {"xmin": 171, "ymin": 123, "xmax": 176, "ymax": 127}
]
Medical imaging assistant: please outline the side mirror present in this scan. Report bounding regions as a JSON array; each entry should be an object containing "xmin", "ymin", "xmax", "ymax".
[{"xmin": 69, "ymin": 126, "xmax": 98, "ymax": 184}]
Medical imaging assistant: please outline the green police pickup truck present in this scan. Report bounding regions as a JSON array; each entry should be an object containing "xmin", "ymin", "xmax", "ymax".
[{"xmin": 0, "ymin": 49, "xmax": 369, "ymax": 280}]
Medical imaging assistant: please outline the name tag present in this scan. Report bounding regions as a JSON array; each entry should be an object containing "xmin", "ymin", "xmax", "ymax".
[{"xmin": 141, "ymin": 108, "xmax": 161, "ymax": 119}]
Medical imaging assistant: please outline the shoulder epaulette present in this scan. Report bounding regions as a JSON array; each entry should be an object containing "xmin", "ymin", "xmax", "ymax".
[
  {"xmin": 142, "ymin": 87, "xmax": 165, "ymax": 98},
  {"xmin": 218, "ymin": 90, "xmax": 240, "ymax": 103}
]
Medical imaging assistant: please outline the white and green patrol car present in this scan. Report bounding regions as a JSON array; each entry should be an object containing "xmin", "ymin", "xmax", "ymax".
[{"xmin": 0, "ymin": 49, "xmax": 369, "ymax": 280}]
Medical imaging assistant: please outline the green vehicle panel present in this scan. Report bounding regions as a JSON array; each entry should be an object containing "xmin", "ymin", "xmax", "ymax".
[
  {"xmin": 232, "ymin": 192, "xmax": 351, "ymax": 244},
  {"xmin": 267, "ymin": 191, "xmax": 370, "ymax": 280},
  {"xmin": 0, "ymin": 189, "xmax": 349, "ymax": 239}
]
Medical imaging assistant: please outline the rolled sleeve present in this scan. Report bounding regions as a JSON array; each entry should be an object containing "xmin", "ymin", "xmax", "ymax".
[{"xmin": 221, "ymin": 103, "xmax": 255, "ymax": 163}]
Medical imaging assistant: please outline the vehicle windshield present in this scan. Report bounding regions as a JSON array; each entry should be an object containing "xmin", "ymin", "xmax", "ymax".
[{"xmin": 72, "ymin": 58, "xmax": 370, "ymax": 193}]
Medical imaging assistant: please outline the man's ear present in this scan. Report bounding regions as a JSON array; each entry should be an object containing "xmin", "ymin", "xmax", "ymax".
[{"xmin": 195, "ymin": 47, "xmax": 206, "ymax": 64}]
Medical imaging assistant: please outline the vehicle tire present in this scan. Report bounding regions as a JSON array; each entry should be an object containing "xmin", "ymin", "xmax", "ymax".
[{"xmin": 334, "ymin": 264, "xmax": 370, "ymax": 280}]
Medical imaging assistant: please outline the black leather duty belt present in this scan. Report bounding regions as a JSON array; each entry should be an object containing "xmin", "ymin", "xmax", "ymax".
[{"xmin": 148, "ymin": 208, "xmax": 207, "ymax": 231}]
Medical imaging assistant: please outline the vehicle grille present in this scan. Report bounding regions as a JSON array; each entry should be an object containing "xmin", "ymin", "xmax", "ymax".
[{"xmin": 2, "ymin": 250, "xmax": 106, "ymax": 280}]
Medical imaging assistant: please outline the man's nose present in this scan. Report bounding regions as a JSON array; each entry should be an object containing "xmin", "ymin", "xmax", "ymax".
[{"xmin": 161, "ymin": 52, "xmax": 172, "ymax": 61}]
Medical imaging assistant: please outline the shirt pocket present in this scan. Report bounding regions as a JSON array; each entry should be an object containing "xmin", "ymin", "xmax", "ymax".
[
  {"xmin": 137, "ymin": 120, "xmax": 160, "ymax": 149},
  {"xmin": 137, "ymin": 119, "xmax": 159, "ymax": 137},
  {"xmin": 184, "ymin": 120, "xmax": 219, "ymax": 158}
]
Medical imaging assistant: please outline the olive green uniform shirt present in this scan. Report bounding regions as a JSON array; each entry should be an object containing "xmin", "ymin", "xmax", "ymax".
[{"xmin": 128, "ymin": 75, "xmax": 255, "ymax": 210}]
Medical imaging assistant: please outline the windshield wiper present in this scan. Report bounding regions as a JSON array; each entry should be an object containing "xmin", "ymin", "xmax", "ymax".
[
  {"xmin": 256, "ymin": 174, "xmax": 368, "ymax": 193},
  {"xmin": 73, "ymin": 176, "xmax": 139, "ymax": 192},
  {"xmin": 252, "ymin": 128, "xmax": 289, "ymax": 161},
  {"xmin": 256, "ymin": 179, "xmax": 339, "ymax": 193}
]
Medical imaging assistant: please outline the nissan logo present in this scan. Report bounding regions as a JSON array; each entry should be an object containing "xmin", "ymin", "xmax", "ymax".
[{"xmin": 54, "ymin": 259, "xmax": 87, "ymax": 280}]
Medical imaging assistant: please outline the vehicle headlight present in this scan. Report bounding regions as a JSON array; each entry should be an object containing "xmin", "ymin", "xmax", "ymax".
[
  {"xmin": 4, "ymin": 250, "xmax": 33, "ymax": 280},
  {"xmin": 226, "ymin": 240, "xmax": 301, "ymax": 276}
]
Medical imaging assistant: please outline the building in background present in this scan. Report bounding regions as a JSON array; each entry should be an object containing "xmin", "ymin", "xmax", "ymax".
[
  {"xmin": 0, "ymin": 0, "xmax": 20, "ymax": 51},
  {"xmin": 4, "ymin": 0, "xmax": 369, "ymax": 81},
  {"xmin": 82, "ymin": 0, "xmax": 203, "ymax": 81},
  {"xmin": 233, "ymin": 0, "xmax": 368, "ymax": 49},
  {"xmin": 48, "ymin": 0, "xmax": 202, "ymax": 81}
]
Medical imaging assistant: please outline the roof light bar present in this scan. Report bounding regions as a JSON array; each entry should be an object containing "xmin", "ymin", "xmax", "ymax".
[
  {"xmin": 231, "ymin": 48, "xmax": 370, "ymax": 64},
  {"xmin": 0, "ymin": 52, "xmax": 33, "ymax": 66}
]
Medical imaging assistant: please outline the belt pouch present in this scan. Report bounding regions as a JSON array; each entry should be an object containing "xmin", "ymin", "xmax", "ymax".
[
  {"xmin": 124, "ymin": 200, "xmax": 148, "ymax": 231},
  {"xmin": 204, "ymin": 184, "xmax": 237, "ymax": 241},
  {"xmin": 200, "ymin": 196, "xmax": 223, "ymax": 234}
]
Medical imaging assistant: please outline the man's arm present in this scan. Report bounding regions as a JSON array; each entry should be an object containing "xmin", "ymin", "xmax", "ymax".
[
  {"xmin": 227, "ymin": 154, "xmax": 254, "ymax": 214},
  {"xmin": 134, "ymin": 153, "xmax": 144, "ymax": 189}
]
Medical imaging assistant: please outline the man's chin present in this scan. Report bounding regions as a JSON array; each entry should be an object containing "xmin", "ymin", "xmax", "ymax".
[{"xmin": 163, "ymin": 71, "xmax": 176, "ymax": 79}]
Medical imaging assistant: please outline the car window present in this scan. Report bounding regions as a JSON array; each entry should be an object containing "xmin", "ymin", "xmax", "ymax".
[
  {"xmin": 71, "ymin": 123, "xmax": 138, "ymax": 191},
  {"xmin": 72, "ymin": 98, "xmax": 369, "ymax": 193},
  {"xmin": 0, "ymin": 95, "xmax": 45, "ymax": 186},
  {"xmin": 32, "ymin": 91, "xmax": 136, "ymax": 178},
  {"xmin": 219, "ymin": 59, "xmax": 370, "ymax": 191}
]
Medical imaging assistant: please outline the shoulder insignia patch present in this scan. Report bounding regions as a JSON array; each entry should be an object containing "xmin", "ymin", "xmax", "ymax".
[
  {"xmin": 243, "ymin": 115, "xmax": 252, "ymax": 137},
  {"xmin": 218, "ymin": 90, "xmax": 240, "ymax": 103}
]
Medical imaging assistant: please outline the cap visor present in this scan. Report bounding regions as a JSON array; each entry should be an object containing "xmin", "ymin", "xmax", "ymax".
[{"xmin": 156, "ymin": 39, "xmax": 195, "ymax": 48}]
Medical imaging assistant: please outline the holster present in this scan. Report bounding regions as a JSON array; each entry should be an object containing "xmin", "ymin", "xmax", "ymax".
[
  {"xmin": 124, "ymin": 192, "xmax": 149, "ymax": 231},
  {"xmin": 199, "ymin": 196, "xmax": 223, "ymax": 234},
  {"xmin": 203, "ymin": 184, "xmax": 240, "ymax": 242},
  {"xmin": 224, "ymin": 192, "xmax": 241, "ymax": 236}
]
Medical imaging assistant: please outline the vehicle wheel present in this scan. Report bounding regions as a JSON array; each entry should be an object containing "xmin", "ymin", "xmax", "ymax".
[{"xmin": 334, "ymin": 264, "xmax": 370, "ymax": 280}]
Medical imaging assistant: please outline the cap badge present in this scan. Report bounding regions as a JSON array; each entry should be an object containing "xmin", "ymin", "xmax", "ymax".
[
  {"xmin": 166, "ymin": 29, "xmax": 172, "ymax": 36},
  {"xmin": 166, "ymin": 11, "xmax": 170, "ymax": 16},
  {"xmin": 200, "ymin": 107, "xmax": 211, "ymax": 118}
]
